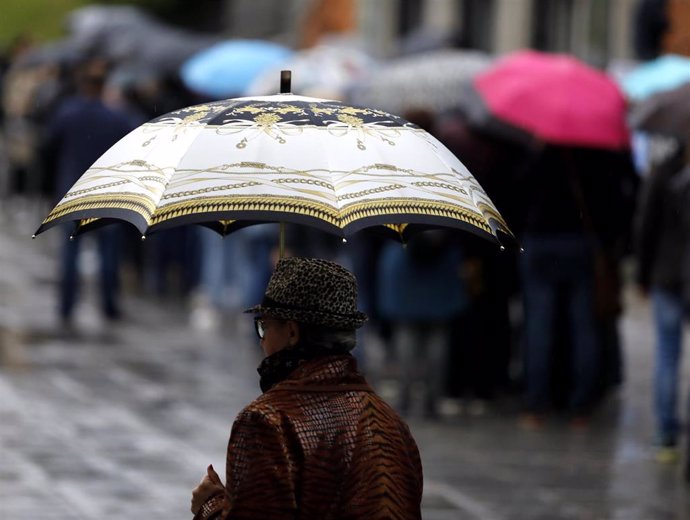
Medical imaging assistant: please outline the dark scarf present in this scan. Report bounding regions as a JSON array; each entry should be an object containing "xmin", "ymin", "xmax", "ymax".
[{"xmin": 257, "ymin": 342, "xmax": 352, "ymax": 393}]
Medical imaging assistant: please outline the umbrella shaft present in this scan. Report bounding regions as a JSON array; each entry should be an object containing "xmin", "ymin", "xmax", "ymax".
[{"xmin": 279, "ymin": 221, "xmax": 286, "ymax": 259}]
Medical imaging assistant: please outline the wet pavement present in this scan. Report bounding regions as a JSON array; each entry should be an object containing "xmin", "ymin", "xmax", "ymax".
[{"xmin": 1, "ymin": 204, "xmax": 690, "ymax": 520}]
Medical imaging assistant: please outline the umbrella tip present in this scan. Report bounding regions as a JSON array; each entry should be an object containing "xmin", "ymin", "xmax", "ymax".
[
  {"xmin": 141, "ymin": 235, "xmax": 147, "ymax": 241},
  {"xmin": 280, "ymin": 70, "xmax": 291, "ymax": 94},
  {"xmin": 31, "ymin": 234, "xmax": 36, "ymax": 239},
  {"xmin": 520, "ymin": 247, "xmax": 525, "ymax": 254},
  {"xmin": 342, "ymin": 238, "xmax": 347, "ymax": 244},
  {"xmin": 500, "ymin": 245, "xmax": 505, "ymax": 252},
  {"xmin": 69, "ymin": 235, "xmax": 75, "ymax": 241}
]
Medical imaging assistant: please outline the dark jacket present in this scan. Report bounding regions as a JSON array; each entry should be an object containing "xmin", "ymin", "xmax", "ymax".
[
  {"xmin": 635, "ymin": 150, "xmax": 688, "ymax": 294},
  {"xmin": 517, "ymin": 146, "xmax": 638, "ymax": 245},
  {"xmin": 43, "ymin": 95, "xmax": 133, "ymax": 200},
  {"xmin": 195, "ymin": 355, "xmax": 423, "ymax": 520}
]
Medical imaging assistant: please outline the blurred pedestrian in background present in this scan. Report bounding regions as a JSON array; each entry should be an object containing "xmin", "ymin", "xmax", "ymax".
[
  {"xmin": 2, "ymin": 37, "xmax": 67, "ymax": 201},
  {"xmin": 40, "ymin": 58, "xmax": 134, "ymax": 327},
  {"xmin": 191, "ymin": 257, "xmax": 423, "ymax": 519},
  {"xmin": 587, "ymin": 149, "xmax": 639, "ymax": 396},
  {"xmin": 192, "ymin": 226, "xmax": 274, "ymax": 333},
  {"xmin": 633, "ymin": 0, "xmax": 670, "ymax": 61},
  {"xmin": 376, "ymin": 231, "xmax": 467, "ymax": 418},
  {"xmin": 436, "ymin": 110, "xmax": 528, "ymax": 406},
  {"xmin": 635, "ymin": 138, "xmax": 690, "ymax": 462},
  {"xmin": 516, "ymin": 145, "xmax": 620, "ymax": 428}
]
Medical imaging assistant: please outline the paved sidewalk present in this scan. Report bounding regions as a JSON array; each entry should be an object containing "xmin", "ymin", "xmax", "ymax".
[{"xmin": 1, "ymin": 207, "xmax": 689, "ymax": 519}]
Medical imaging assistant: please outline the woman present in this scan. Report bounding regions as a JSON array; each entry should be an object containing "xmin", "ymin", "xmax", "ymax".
[{"xmin": 191, "ymin": 257, "xmax": 423, "ymax": 519}]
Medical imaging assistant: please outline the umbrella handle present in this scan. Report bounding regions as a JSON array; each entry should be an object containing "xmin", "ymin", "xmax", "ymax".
[{"xmin": 278, "ymin": 71, "xmax": 290, "ymax": 259}]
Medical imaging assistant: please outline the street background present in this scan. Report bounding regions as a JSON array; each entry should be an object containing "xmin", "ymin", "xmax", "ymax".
[
  {"xmin": 1, "ymin": 205, "xmax": 689, "ymax": 519},
  {"xmin": 2, "ymin": 1, "xmax": 690, "ymax": 519}
]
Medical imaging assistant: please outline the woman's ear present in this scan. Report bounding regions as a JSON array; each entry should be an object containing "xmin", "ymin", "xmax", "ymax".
[{"xmin": 286, "ymin": 321, "xmax": 300, "ymax": 346}]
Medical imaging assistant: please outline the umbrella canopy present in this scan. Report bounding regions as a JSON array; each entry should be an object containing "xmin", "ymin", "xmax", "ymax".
[
  {"xmin": 629, "ymin": 82, "xmax": 690, "ymax": 139},
  {"xmin": 66, "ymin": 5, "xmax": 217, "ymax": 75},
  {"xmin": 348, "ymin": 49, "xmax": 492, "ymax": 115},
  {"xmin": 180, "ymin": 40, "xmax": 294, "ymax": 99},
  {"xmin": 621, "ymin": 54, "xmax": 690, "ymax": 101},
  {"xmin": 15, "ymin": 39, "xmax": 87, "ymax": 69},
  {"xmin": 459, "ymin": 50, "xmax": 630, "ymax": 150},
  {"xmin": 34, "ymin": 93, "xmax": 512, "ymax": 246}
]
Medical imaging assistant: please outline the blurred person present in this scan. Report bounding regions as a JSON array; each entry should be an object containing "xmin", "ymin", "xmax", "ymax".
[
  {"xmin": 544, "ymin": 149, "xmax": 638, "ymax": 409},
  {"xmin": 589, "ymin": 149, "xmax": 639, "ymax": 393},
  {"xmin": 633, "ymin": 0, "xmax": 670, "ymax": 61},
  {"xmin": 2, "ymin": 38, "xmax": 77, "ymax": 198},
  {"xmin": 2, "ymin": 61, "xmax": 55, "ymax": 197},
  {"xmin": 285, "ymin": 223, "xmax": 344, "ymax": 261},
  {"xmin": 635, "ymin": 139, "xmax": 689, "ymax": 462},
  {"xmin": 0, "ymin": 33, "xmax": 35, "ymax": 123},
  {"xmin": 444, "ymin": 240, "xmax": 515, "ymax": 411},
  {"xmin": 29, "ymin": 62, "xmax": 75, "ymax": 198},
  {"xmin": 41, "ymin": 58, "xmax": 134, "ymax": 326},
  {"xmin": 436, "ymin": 111, "xmax": 529, "ymax": 403},
  {"xmin": 190, "ymin": 257, "xmax": 423, "ymax": 519},
  {"xmin": 376, "ymin": 231, "xmax": 467, "ymax": 418},
  {"xmin": 516, "ymin": 145, "xmax": 616, "ymax": 428},
  {"xmin": 345, "ymin": 230, "xmax": 391, "ymax": 375},
  {"xmin": 192, "ymin": 226, "xmax": 274, "ymax": 332},
  {"xmin": 141, "ymin": 227, "xmax": 201, "ymax": 299},
  {"xmin": 299, "ymin": 0, "xmax": 357, "ymax": 49}
]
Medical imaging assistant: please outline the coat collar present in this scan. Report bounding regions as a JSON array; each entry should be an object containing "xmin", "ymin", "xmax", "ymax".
[{"xmin": 269, "ymin": 355, "xmax": 371, "ymax": 393}]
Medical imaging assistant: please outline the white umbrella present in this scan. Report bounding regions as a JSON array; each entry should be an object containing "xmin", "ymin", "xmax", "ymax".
[{"xmin": 35, "ymin": 79, "xmax": 512, "ymax": 248}]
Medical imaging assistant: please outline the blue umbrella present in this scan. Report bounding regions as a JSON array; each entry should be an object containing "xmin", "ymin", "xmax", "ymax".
[
  {"xmin": 621, "ymin": 54, "xmax": 690, "ymax": 101},
  {"xmin": 180, "ymin": 40, "xmax": 293, "ymax": 99}
]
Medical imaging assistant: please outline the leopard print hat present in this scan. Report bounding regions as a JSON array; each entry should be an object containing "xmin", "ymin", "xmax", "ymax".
[{"xmin": 245, "ymin": 257, "xmax": 368, "ymax": 329}]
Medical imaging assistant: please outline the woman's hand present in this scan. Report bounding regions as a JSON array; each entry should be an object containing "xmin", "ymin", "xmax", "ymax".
[{"xmin": 191, "ymin": 465, "xmax": 225, "ymax": 514}]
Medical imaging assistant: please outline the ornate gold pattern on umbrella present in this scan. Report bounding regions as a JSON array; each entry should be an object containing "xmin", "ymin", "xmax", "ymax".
[
  {"xmin": 36, "ymin": 94, "xmax": 513, "ymax": 245},
  {"xmin": 151, "ymin": 195, "xmax": 340, "ymax": 228}
]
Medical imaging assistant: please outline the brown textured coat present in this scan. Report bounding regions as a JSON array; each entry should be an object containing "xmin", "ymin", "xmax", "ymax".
[{"xmin": 195, "ymin": 355, "xmax": 423, "ymax": 520}]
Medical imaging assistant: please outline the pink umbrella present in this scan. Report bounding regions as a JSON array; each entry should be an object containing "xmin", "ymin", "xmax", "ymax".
[{"xmin": 461, "ymin": 50, "xmax": 630, "ymax": 150}]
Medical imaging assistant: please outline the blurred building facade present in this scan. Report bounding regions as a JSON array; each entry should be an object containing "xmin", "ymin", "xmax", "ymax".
[
  {"xmin": 366, "ymin": 0, "xmax": 639, "ymax": 64},
  {"xmin": 225, "ymin": 0, "xmax": 640, "ymax": 64}
]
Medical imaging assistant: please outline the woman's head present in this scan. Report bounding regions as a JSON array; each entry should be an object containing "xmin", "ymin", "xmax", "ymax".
[
  {"xmin": 246, "ymin": 257, "xmax": 367, "ymax": 328},
  {"xmin": 253, "ymin": 317, "xmax": 299, "ymax": 356},
  {"xmin": 246, "ymin": 257, "xmax": 366, "ymax": 356},
  {"xmin": 254, "ymin": 317, "xmax": 357, "ymax": 357}
]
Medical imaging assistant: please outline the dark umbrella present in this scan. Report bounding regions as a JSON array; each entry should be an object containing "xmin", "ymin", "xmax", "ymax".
[
  {"xmin": 14, "ymin": 39, "xmax": 86, "ymax": 69},
  {"xmin": 66, "ymin": 5, "xmax": 217, "ymax": 75},
  {"xmin": 629, "ymin": 82, "xmax": 690, "ymax": 139}
]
